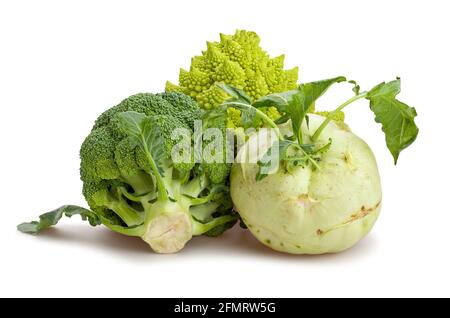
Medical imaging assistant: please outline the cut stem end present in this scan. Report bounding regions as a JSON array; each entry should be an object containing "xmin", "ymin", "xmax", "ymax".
[{"xmin": 141, "ymin": 213, "xmax": 192, "ymax": 254}]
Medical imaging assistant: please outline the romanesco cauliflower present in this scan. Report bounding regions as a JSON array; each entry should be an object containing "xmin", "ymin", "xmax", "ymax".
[{"xmin": 166, "ymin": 30, "xmax": 298, "ymax": 112}]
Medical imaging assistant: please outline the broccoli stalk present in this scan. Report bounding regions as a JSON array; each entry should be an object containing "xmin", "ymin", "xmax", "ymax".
[
  {"xmin": 116, "ymin": 111, "xmax": 235, "ymax": 252},
  {"xmin": 142, "ymin": 175, "xmax": 234, "ymax": 253}
]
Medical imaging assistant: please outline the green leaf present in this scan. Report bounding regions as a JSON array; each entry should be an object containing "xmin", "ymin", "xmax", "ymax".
[
  {"xmin": 299, "ymin": 76, "xmax": 347, "ymax": 111},
  {"xmin": 314, "ymin": 110, "xmax": 345, "ymax": 122},
  {"xmin": 274, "ymin": 113, "xmax": 290, "ymax": 124},
  {"xmin": 348, "ymin": 80, "xmax": 361, "ymax": 95},
  {"xmin": 299, "ymin": 143, "xmax": 316, "ymax": 154},
  {"xmin": 217, "ymin": 83, "xmax": 262, "ymax": 128},
  {"xmin": 239, "ymin": 105, "xmax": 259, "ymax": 129},
  {"xmin": 256, "ymin": 140, "xmax": 294, "ymax": 180},
  {"xmin": 366, "ymin": 79, "xmax": 419, "ymax": 163},
  {"xmin": 17, "ymin": 205, "xmax": 101, "ymax": 234},
  {"xmin": 253, "ymin": 94, "xmax": 288, "ymax": 109},
  {"xmin": 217, "ymin": 84, "xmax": 282, "ymax": 135},
  {"xmin": 313, "ymin": 138, "xmax": 332, "ymax": 155},
  {"xmin": 253, "ymin": 94, "xmax": 288, "ymax": 112},
  {"xmin": 216, "ymin": 82, "xmax": 252, "ymax": 104},
  {"xmin": 252, "ymin": 89, "xmax": 300, "ymax": 113},
  {"xmin": 287, "ymin": 92, "xmax": 307, "ymax": 144},
  {"xmin": 117, "ymin": 111, "xmax": 165, "ymax": 175},
  {"xmin": 222, "ymin": 101, "xmax": 262, "ymax": 129},
  {"xmin": 287, "ymin": 76, "xmax": 346, "ymax": 144},
  {"xmin": 116, "ymin": 111, "xmax": 168, "ymax": 200}
]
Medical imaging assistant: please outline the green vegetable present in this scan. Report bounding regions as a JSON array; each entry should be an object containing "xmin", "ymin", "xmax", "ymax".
[
  {"xmin": 18, "ymin": 92, "xmax": 237, "ymax": 253},
  {"xmin": 311, "ymin": 78, "xmax": 419, "ymax": 164},
  {"xmin": 366, "ymin": 79, "xmax": 419, "ymax": 163},
  {"xmin": 17, "ymin": 205, "xmax": 100, "ymax": 234},
  {"xmin": 166, "ymin": 30, "xmax": 299, "ymax": 126},
  {"xmin": 232, "ymin": 115, "xmax": 382, "ymax": 254},
  {"xmin": 229, "ymin": 77, "xmax": 418, "ymax": 254},
  {"xmin": 17, "ymin": 26, "xmax": 420, "ymax": 257}
]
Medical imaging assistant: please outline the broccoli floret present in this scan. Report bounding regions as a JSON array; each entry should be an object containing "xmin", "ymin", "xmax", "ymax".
[
  {"xmin": 157, "ymin": 91, "xmax": 205, "ymax": 129},
  {"xmin": 93, "ymin": 93, "xmax": 170, "ymax": 130},
  {"xmin": 79, "ymin": 126, "xmax": 120, "ymax": 181},
  {"xmin": 19, "ymin": 92, "xmax": 237, "ymax": 254},
  {"xmin": 166, "ymin": 30, "xmax": 298, "ymax": 111}
]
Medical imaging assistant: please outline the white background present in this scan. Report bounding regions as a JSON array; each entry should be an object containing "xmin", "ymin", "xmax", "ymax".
[{"xmin": 1, "ymin": 0, "xmax": 449, "ymax": 297}]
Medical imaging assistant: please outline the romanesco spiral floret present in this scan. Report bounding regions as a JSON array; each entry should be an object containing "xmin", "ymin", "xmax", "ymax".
[
  {"xmin": 261, "ymin": 106, "xmax": 282, "ymax": 121},
  {"xmin": 166, "ymin": 30, "xmax": 299, "ymax": 110},
  {"xmin": 196, "ymin": 84, "xmax": 229, "ymax": 110},
  {"xmin": 226, "ymin": 108, "xmax": 242, "ymax": 128},
  {"xmin": 314, "ymin": 110, "xmax": 345, "ymax": 122}
]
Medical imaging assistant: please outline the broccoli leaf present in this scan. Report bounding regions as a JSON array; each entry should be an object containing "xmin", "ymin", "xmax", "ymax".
[
  {"xmin": 366, "ymin": 79, "xmax": 419, "ymax": 163},
  {"xmin": 17, "ymin": 205, "xmax": 101, "ymax": 234},
  {"xmin": 116, "ymin": 111, "xmax": 168, "ymax": 200}
]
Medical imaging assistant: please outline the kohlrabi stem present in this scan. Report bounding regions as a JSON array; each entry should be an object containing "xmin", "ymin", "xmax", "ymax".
[
  {"xmin": 311, "ymin": 91, "xmax": 368, "ymax": 142},
  {"xmin": 142, "ymin": 143, "xmax": 169, "ymax": 202},
  {"xmin": 223, "ymin": 102, "xmax": 284, "ymax": 140},
  {"xmin": 301, "ymin": 149, "xmax": 320, "ymax": 170},
  {"xmin": 297, "ymin": 127, "xmax": 304, "ymax": 144}
]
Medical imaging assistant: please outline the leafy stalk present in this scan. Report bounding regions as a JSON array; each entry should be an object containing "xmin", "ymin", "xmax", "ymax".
[
  {"xmin": 222, "ymin": 101, "xmax": 283, "ymax": 139},
  {"xmin": 216, "ymin": 83, "xmax": 284, "ymax": 139},
  {"xmin": 312, "ymin": 91, "xmax": 368, "ymax": 141},
  {"xmin": 254, "ymin": 77, "xmax": 346, "ymax": 179},
  {"xmin": 311, "ymin": 78, "xmax": 418, "ymax": 163},
  {"xmin": 297, "ymin": 145, "xmax": 320, "ymax": 170},
  {"xmin": 17, "ymin": 205, "xmax": 101, "ymax": 234}
]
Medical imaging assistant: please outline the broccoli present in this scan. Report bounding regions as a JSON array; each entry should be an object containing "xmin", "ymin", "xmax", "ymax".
[
  {"xmin": 166, "ymin": 30, "xmax": 298, "ymax": 126},
  {"xmin": 18, "ymin": 92, "xmax": 237, "ymax": 253}
]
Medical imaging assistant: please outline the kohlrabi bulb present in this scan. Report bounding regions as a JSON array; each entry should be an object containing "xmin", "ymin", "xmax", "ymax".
[{"xmin": 231, "ymin": 114, "xmax": 382, "ymax": 254}]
